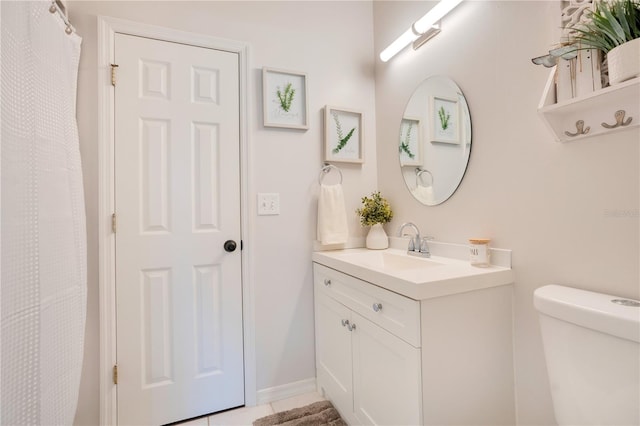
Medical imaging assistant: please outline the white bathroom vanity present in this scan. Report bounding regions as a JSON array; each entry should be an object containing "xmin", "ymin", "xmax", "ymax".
[{"xmin": 312, "ymin": 242, "xmax": 516, "ymax": 426}]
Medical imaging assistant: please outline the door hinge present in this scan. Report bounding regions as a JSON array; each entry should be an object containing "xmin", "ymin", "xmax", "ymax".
[
  {"xmin": 111, "ymin": 213, "xmax": 117, "ymax": 233},
  {"xmin": 110, "ymin": 64, "xmax": 119, "ymax": 86},
  {"xmin": 112, "ymin": 364, "xmax": 118, "ymax": 385}
]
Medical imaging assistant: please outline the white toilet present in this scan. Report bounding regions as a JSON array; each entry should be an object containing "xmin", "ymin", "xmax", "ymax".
[{"xmin": 534, "ymin": 285, "xmax": 640, "ymax": 426}]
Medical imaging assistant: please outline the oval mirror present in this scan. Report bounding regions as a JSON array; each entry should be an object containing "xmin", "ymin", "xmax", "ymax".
[{"xmin": 398, "ymin": 75, "xmax": 471, "ymax": 205}]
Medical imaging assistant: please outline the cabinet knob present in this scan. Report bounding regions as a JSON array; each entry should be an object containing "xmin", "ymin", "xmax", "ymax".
[
  {"xmin": 372, "ymin": 303, "xmax": 383, "ymax": 312},
  {"xmin": 341, "ymin": 319, "xmax": 356, "ymax": 331},
  {"xmin": 324, "ymin": 278, "xmax": 331, "ymax": 286}
]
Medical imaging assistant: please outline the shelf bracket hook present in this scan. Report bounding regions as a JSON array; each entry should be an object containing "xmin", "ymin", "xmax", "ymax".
[
  {"xmin": 601, "ymin": 110, "xmax": 632, "ymax": 129},
  {"xmin": 564, "ymin": 120, "xmax": 590, "ymax": 137}
]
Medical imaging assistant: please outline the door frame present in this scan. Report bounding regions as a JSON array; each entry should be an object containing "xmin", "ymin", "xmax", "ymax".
[{"xmin": 97, "ymin": 16, "xmax": 255, "ymax": 426}]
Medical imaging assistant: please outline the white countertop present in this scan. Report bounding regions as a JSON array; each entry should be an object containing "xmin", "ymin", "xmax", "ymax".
[{"xmin": 312, "ymin": 247, "xmax": 514, "ymax": 301}]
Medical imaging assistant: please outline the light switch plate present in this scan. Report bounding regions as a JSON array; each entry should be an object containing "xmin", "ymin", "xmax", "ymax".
[{"xmin": 257, "ymin": 193, "xmax": 280, "ymax": 215}]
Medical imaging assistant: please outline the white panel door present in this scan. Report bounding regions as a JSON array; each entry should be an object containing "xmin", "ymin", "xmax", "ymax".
[
  {"xmin": 351, "ymin": 312, "xmax": 422, "ymax": 426},
  {"xmin": 114, "ymin": 33, "xmax": 243, "ymax": 426}
]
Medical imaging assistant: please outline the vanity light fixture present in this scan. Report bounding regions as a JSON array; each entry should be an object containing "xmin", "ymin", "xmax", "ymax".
[{"xmin": 379, "ymin": 0, "xmax": 464, "ymax": 62}]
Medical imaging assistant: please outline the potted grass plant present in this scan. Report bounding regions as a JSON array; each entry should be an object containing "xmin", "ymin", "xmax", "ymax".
[
  {"xmin": 356, "ymin": 191, "xmax": 393, "ymax": 250},
  {"xmin": 568, "ymin": 0, "xmax": 640, "ymax": 84}
]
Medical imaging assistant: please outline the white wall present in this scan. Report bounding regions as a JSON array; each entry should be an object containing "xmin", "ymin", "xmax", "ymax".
[
  {"xmin": 70, "ymin": 2, "xmax": 377, "ymax": 424},
  {"xmin": 374, "ymin": 2, "xmax": 639, "ymax": 425}
]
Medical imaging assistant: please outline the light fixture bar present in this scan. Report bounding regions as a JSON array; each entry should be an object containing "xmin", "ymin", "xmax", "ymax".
[
  {"xmin": 412, "ymin": 23, "xmax": 441, "ymax": 51},
  {"xmin": 379, "ymin": 0, "xmax": 463, "ymax": 62},
  {"xmin": 379, "ymin": 28, "xmax": 416, "ymax": 63},
  {"xmin": 413, "ymin": 0, "xmax": 463, "ymax": 33}
]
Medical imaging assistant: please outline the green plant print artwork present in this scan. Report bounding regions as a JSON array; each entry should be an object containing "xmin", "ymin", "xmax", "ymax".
[
  {"xmin": 331, "ymin": 112, "xmax": 356, "ymax": 154},
  {"xmin": 432, "ymin": 97, "xmax": 458, "ymax": 143},
  {"xmin": 276, "ymin": 83, "xmax": 295, "ymax": 112},
  {"xmin": 399, "ymin": 121, "xmax": 416, "ymax": 159},
  {"xmin": 438, "ymin": 106, "xmax": 451, "ymax": 130}
]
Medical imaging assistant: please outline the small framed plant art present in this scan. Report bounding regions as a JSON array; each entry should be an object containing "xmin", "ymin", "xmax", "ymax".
[
  {"xmin": 263, "ymin": 67, "xmax": 308, "ymax": 130},
  {"xmin": 399, "ymin": 117, "xmax": 421, "ymax": 166},
  {"xmin": 324, "ymin": 106, "xmax": 363, "ymax": 163},
  {"xmin": 430, "ymin": 96, "xmax": 459, "ymax": 144}
]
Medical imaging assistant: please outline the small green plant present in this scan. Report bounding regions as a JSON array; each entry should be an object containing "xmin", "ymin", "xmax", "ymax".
[
  {"xmin": 568, "ymin": 0, "xmax": 640, "ymax": 53},
  {"xmin": 356, "ymin": 191, "xmax": 394, "ymax": 227},
  {"xmin": 438, "ymin": 106, "xmax": 451, "ymax": 130},
  {"xmin": 276, "ymin": 83, "xmax": 295, "ymax": 112},
  {"xmin": 331, "ymin": 112, "xmax": 356, "ymax": 154},
  {"xmin": 399, "ymin": 122, "xmax": 415, "ymax": 159}
]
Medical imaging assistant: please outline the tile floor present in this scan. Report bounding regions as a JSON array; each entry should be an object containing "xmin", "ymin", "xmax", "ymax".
[{"xmin": 178, "ymin": 392, "xmax": 326, "ymax": 426}]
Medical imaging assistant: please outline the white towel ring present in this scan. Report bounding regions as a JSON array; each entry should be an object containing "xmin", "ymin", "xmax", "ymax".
[
  {"xmin": 319, "ymin": 163, "xmax": 343, "ymax": 185},
  {"xmin": 415, "ymin": 167, "xmax": 433, "ymax": 187}
]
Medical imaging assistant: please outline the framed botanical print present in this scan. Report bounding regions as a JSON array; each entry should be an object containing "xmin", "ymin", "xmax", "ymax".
[
  {"xmin": 430, "ymin": 96, "xmax": 459, "ymax": 144},
  {"xmin": 263, "ymin": 67, "xmax": 308, "ymax": 129},
  {"xmin": 399, "ymin": 117, "xmax": 421, "ymax": 166},
  {"xmin": 324, "ymin": 106, "xmax": 363, "ymax": 163}
]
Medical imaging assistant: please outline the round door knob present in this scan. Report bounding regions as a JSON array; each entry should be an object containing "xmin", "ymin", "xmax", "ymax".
[
  {"xmin": 373, "ymin": 303, "xmax": 383, "ymax": 312},
  {"xmin": 224, "ymin": 240, "xmax": 237, "ymax": 252},
  {"xmin": 324, "ymin": 279, "xmax": 331, "ymax": 286}
]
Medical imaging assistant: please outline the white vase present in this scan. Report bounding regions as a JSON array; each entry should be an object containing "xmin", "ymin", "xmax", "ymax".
[
  {"xmin": 607, "ymin": 38, "xmax": 640, "ymax": 85},
  {"xmin": 366, "ymin": 223, "xmax": 389, "ymax": 250}
]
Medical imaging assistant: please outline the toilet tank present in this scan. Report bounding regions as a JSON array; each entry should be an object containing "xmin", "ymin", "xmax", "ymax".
[{"xmin": 534, "ymin": 285, "xmax": 640, "ymax": 426}]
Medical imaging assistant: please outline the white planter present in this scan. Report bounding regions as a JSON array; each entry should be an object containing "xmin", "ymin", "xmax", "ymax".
[
  {"xmin": 607, "ymin": 38, "xmax": 640, "ymax": 85},
  {"xmin": 366, "ymin": 223, "xmax": 389, "ymax": 250}
]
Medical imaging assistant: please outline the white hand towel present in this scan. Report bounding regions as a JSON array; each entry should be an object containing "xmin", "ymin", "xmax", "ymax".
[
  {"xmin": 412, "ymin": 185, "xmax": 435, "ymax": 204},
  {"xmin": 317, "ymin": 184, "xmax": 349, "ymax": 245}
]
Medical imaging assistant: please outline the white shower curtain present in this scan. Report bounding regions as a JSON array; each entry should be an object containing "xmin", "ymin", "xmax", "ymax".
[{"xmin": 1, "ymin": 1, "xmax": 86, "ymax": 424}]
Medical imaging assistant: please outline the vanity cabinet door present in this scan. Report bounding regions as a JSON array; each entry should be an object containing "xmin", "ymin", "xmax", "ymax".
[
  {"xmin": 315, "ymin": 292, "xmax": 354, "ymax": 420},
  {"xmin": 351, "ymin": 312, "xmax": 422, "ymax": 426}
]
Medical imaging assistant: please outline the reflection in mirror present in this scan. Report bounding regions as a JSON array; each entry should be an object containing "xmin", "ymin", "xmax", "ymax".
[{"xmin": 399, "ymin": 75, "xmax": 471, "ymax": 205}]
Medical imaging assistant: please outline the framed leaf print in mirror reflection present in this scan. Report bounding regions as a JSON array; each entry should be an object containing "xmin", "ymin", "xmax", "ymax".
[
  {"xmin": 324, "ymin": 106, "xmax": 363, "ymax": 163},
  {"xmin": 399, "ymin": 117, "xmax": 421, "ymax": 166},
  {"xmin": 430, "ymin": 96, "xmax": 459, "ymax": 144},
  {"xmin": 263, "ymin": 67, "xmax": 308, "ymax": 129}
]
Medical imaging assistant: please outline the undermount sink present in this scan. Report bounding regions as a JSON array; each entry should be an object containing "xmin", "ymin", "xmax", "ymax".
[{"xmin": 340, "ymin": 250, "xmax": 443, "ymax": 271}]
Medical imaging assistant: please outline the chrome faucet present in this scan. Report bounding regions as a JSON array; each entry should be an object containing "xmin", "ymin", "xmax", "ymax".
[
  {"xmin": 397, "ymin": 222, "xmax": 431, "ymax": 258},
  {"xmin": 397, "ymin": 222, "xmax": 421, "ymax": 252}
]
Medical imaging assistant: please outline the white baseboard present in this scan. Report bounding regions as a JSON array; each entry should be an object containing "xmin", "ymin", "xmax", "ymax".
[{"xmin": 256, "ymin": 377, "xmax": 317, "ymax": 405}]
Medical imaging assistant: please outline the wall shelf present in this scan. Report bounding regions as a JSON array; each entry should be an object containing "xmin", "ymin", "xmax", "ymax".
[{"xmin": 538, "ymin": 69, "xmax": 639, "ymax": 142}]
